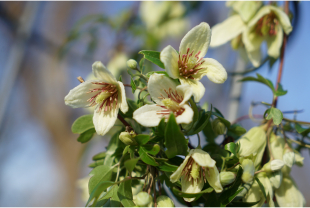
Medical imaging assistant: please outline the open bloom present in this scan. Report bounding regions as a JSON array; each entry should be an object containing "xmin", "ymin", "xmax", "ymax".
[
  {"xmin": 170, "ymin": 149, "xmax": 223, "ymax": 202},
  {"xmin": 211, "ymin": 5, "xmax": 292, "ymax": 67},
  {"xmin": 160, "ymin": 22, "xmax": 227, "ymax": 102},
  {"xmin": 133, "ymin": 73, "xmax": 193, "ymax": 127},
  {"xmin": 65, "ymin": 61, "xmax": 128, "ymax": 136}
]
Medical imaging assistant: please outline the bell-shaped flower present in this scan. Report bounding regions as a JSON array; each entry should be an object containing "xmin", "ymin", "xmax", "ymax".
[
  {"xmin": 269, "ymin": 170, "xmax": 283, "ymax": 189},
  {"xmin": 236, "ymin": 126, "xmax": 266, "ymax": 167},
  {"xmin": 244, "ymin": 172, "xmax": 274, "ymax": 207},
  {"xmin": 275, "ymin": 175, "xmax": 306, "ymax": 207},
  {"xmin": 283, "ymin": 151, "xmax": 295, "ymax": 168},
  {"xmin": 160, "ymin": 22, "xmax": 227, "ymax": 102},
  {"xmin": 65, "ymin": 61, "xmax": 128, "ymax": 136},
  {"xmin": 242, "ymin": 5, "xmax": 292, "ymax": 67},
  {"xmin": 262, "ymin": 159, "xmax": 285, "ymax": 172},
  {"xmin": 133, "ymin": 73, "xmax": 194, "ymax": 127},
  {"xmin": 170, "ymin": 149, "xmax": 223, "ymax": 202}
]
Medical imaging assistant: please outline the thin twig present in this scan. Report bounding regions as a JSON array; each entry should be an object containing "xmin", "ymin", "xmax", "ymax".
[
  {"xmin": 255, "ymin": 169, "xmax": 265, "ymax": 175},
  {"xmin": 232, "ymin": 114, "xmax": 264, "ymax": 124},
  {"xmin": 117, "ymin": 114, "xmax": 133, "ymax": 131},
  {"xmin": 283, "ymin": 118, "xmax": 310, "ymax": 125},
  {"xmin": 288, "ymin": 138, "xmax": 310, "ymax": 148}
]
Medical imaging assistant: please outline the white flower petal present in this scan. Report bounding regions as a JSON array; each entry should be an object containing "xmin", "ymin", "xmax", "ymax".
[
  {"xmin": 243, "ymin": 180, "xmax": 264, "ymax": 207},
  {"xmin": 210, "ymin": 15, "xmax": 246, "ymax": 47},
  {"xmin": 269, "ymin": 170, "xmax": 283, "ymax": 189},
  {"xmin": 180, "ymin": 78, "xmax": 205, "ymax": 103},
  {"xmin": 93, "ymin": 106, "xmax": 119, "ymax": 136},
  {"xmin": 248, "ymin": 6, "xmax": 273, "ymax": 28},
  {"xmin": 242, "ymin": 27, "xmax": 264, "ymax": 52},
  {"xmin": 270, "ymin": 6, "xmax": 292, "ymax": 34},
  {"xmin": 179, "ymin": 22, "xmax": 211, "ymax": 59},
  {"xmin": 160, "ymin": 45, "xmax": 180, "ymax": 79},
  {"xmin": 133, "ymin": 104, "xmax": 165, "ymax": 127},
  {"xmin": 65, "ymin": 80, "xmax": 98, "ymax": 108},
  {"xmin": 205, "ymin": 166, "xmax": 223, "ymax": 193},
  {"xmin": 148, "ymin": 73, "xmax": 178, "ymax": 105},
  {"xmin": 92, "ymin": 61, "xmax": 117, "ymax": 84},
  {"xmin": 275, "ymin": 176, "xmax": 306, "ymax": 207},
  {"xmin": 259, "ymin": 174, "xmax": 275, "ymax": 207},
  {"xmin": 176, "ymin": 104, "xmax": 194, "ymax": 125},
  {"xmin": 181, "ymin": 175, "xmax": 204, "ymax": 202},
  {"xmin": 117, "ymin": 81, "xmax": 128, "ymax": 113},
  {"xmin": 176, "ymin": 84, "xmax": 193, "ymax": 105},
  {"xmin": 170, "ymin": 155, "xmax": 191, "ymax": 183},
  {"xmin": 266, "ymin": 24, "xmax": 283, "ymax": 58},
  {"xmin": 247, "ymin": 48, "xmax": 262, "ymax": 67},
  {"xmin": 191, "ymin": 149, "xmax": 215, "ymax": 167},
  {"xmin": 192, "ymin": 58, "xmax": 227, "ymax": 84},
  {"xmin": 229, "ymin": 2, "xmax": 263, "ymax": 23}
]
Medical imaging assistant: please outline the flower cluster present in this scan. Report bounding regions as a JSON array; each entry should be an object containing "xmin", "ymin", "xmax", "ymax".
[{"xmin": 65, "ymin": 3, "xmax": 306, "ymax": 207}]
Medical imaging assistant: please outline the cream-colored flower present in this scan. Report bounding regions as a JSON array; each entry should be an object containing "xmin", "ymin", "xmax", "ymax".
[
  {"xmin": 65, "ymin": 61, "xmax": 128, "ymax": 136},
  {"xmin": 241, "ymin": 159, "xmax": 255, "ymax": 183},
  {"xmin": 140, "ymin": 1, "xmax": 189, "ymax": 39},
  {"xmin": 275, "ymin": 175, "xmax": 306, "ymax": 207},
  {"xmin": 236, "ymin": 126, "xmax": 266, "ymax": 167},
  {"xmin": 244, "ymin": 172, "xmax": 274, "ymax": 207},
  {"xmin": 219, "ymin": 171, "xmax": 236, "ymax": 187},
  {"xmin": 160, "ymin": 22, "xmax": 227, "ymax": 102},
  {"xmin": 170, "ymin": 149, "xmax": 223, "ymax": 202},
  {"xmin": 242, "ymin": 5, "xmax": 292, "ymax": 67},
  {"xmin": 133, "ymin": 73, "xmax": 193, "ymax": 127},
  {"xmin": 211, "ymin": 5, "xmax": 292, "ymax": 67}
]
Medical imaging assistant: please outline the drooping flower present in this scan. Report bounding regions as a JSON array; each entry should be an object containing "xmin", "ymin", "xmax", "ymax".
[
  {"xmin": 211, "ymin": 5, "xmax": 292, "ymax": 67},
  {"xmin": 170, "ymin": 149, "xmax": 223, "ymax": 202},
  {"xmin": 236, "ymin": 126, "xmax": 266, "ymax": 167},
  {"xmin": 160, "ymin": 22, "xmax": 227, "ymax": 102},
  {"xmin": 226, "ymin": 1, "xmax": 263, "ymax": 23},
  {"xmin": 244, "ymin": 172, "xmax": 274, "ymax": 207},
  {"xmin": 65, "ymin": 61, "xmax": 128, "ymax": 136},
  {"xmin": 133, "ymin": 73, "xmax": 194, "ymax": 127},
  {"xmin": 275, "ymin": 175, "xmax": 306, "ymax": 207}
]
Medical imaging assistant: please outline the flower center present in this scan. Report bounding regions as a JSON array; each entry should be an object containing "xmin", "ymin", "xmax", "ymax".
[
  {"xmin": 178, "ymin": 48, "xmax": 205, "ymax": 79},
  {"xmin": 156, "ymin": 88, "xmax": 185, "ymax": 117},
  {"xmin": 255, "ymin": 12, "xmax": 279, "ymax": 37},
  {"xmin": 181, "ymin": 157, "xmax": 204, "ymax": 184},
  {"xmin": 87, "ymin": 82, "xmax": 118, "ymax": 112}
]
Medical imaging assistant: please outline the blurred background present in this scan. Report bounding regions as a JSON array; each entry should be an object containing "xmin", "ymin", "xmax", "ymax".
[{"xmin": 0, "ymin": 1, "xmax": 309, "ymax": 206}]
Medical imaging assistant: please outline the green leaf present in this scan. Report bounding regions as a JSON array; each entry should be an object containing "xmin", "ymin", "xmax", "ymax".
[
  {"xmin": 139, "ymin": 50, "xmax": 165, "ymax": 69},
  {"xmin": 264, "ymin": 107, "xmax": 283, "ymax": 125},
  {"xmin": 157, "ymin": 162, "xmax": 178, "ymax": 172},
  {"xmin": 165, "ymin": 113, "xmax": 188, "ymax": 158},
  {"xmin": 228, "ymin": 201, "xmax": 261, "ymax": 207},
  {"xmin": 188, "ymin": 106, "xmax": 213, "ymax": 135},
  {"xmin": 134, "ymin": 134, "xmax": 150, "ymax": 145},
  {"xmin": 95, "ymin": 185, "xmax": 120, "ymax": 207},
  {"xmin": 130, "ymin": 77, "xmax": 136, "ymax": 93},
  {"xmin": 88, "ymin": 165, "xmax": 115, "ymax": 194},
  {"xmin": 189, "ymin": 98, "xmax": 199, "ymax": 125},
  {"xmin": 255, "ymin": 177, "xmax": 267, "ymax": 200},
  {"xmin": 275, "ymin": 83, "xmax": 288, "ymax": 96},
  {"xmin": 269, "ymin": 57, "xmax": 277, "ymax": 69},
  {"xmin": 295, "ymin": 123, "xmax": 310, "ymax": 136},
  {"xmin": 86, "ymin": 181, "xmax": 115, "ymax": 207},
  {"xmin": 225, "ymin": 142, "xmax": 237, "ymax": 156},
  {"xmin": 92, "ymin": 152, "xmax": 106, "ymax": 161},
  {"xmin": 142, "ymin": 144, "xmax": 160, "ymax": 156},
  {"xmin": 117, "ymin": 178, "xmax": 136, "ymax": 207},
  {"xmin": 124, "ymin": 158, "xmax": 140, "ymax": 173},
  {"xmin": 228, "ymin": 124, "xmax": 247, "ymax": 136},
  {"xmin": 172, "ymin": 187, "xmax": 213, "ymax": 198},
  {"xmin": 139, "ymin": 57, "xmax": 145, "ymax": 71},
  {"xmin": 71, "ymin": 114, "xmax": 94, "ymax": 134},
  {"xmin": 138, "ymin": 146, "xmax": 159, "ymax": 166},
  {"xmin": 214, "ymin": 107, "xmax": 224, "ymax": 118},
  {"xmin": 77, "ymin": 128, "xmax": 96, "ymax": 143},
  {"xmin": 219, "ymin": 167, "xmax": 243, "ymax": 206},
  {"xmin": 119, "ymin": 75, "xmax": 123, "ymax": 82},
  {"xmin": 216, "ymin": 116, "xmax": 231, "ymax": 128},
  {"xmin": 240, "ymin": 73, "xmax": 275, "ymax": 94},
  {"xmin": 88, "ymin": 159, "xmax": 104, "ymax": 168}
]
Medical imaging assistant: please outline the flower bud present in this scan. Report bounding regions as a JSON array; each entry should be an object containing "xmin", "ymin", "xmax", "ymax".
[
  {"xmin": 119, "ymin": 131, "xmax": 137, "ymax": 145},
  {"xmin": 156, "ymin": 195, "xmax": 175, "ymax": 207},
  {"xmin": 269, "ymin": 170, "xmax": 283, "ymax": 189},
  {"xmin": 127, "ymin": 59, "xmax": 138, "ymax": 69},
  {"xmin": 134, "ymin": 192, "xmax": 153, "ymax": 207},
  {"xmin": 220, "ymin": 171, "xmax": 236, "ymax": 186},
  {"xmin": 263, "ymin": 159, "xmax": 285, "ymax": 172},
  {"xmin": 212, "ymin": 118, "xmax": 226, "ymax": 135},
  {"xmin": 283, "ymin": 151, "xmax": 295, "ymax": 168},
  {"xmin": 241, "ymin": 159, "xmax": 255, "ymax": 183}
]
